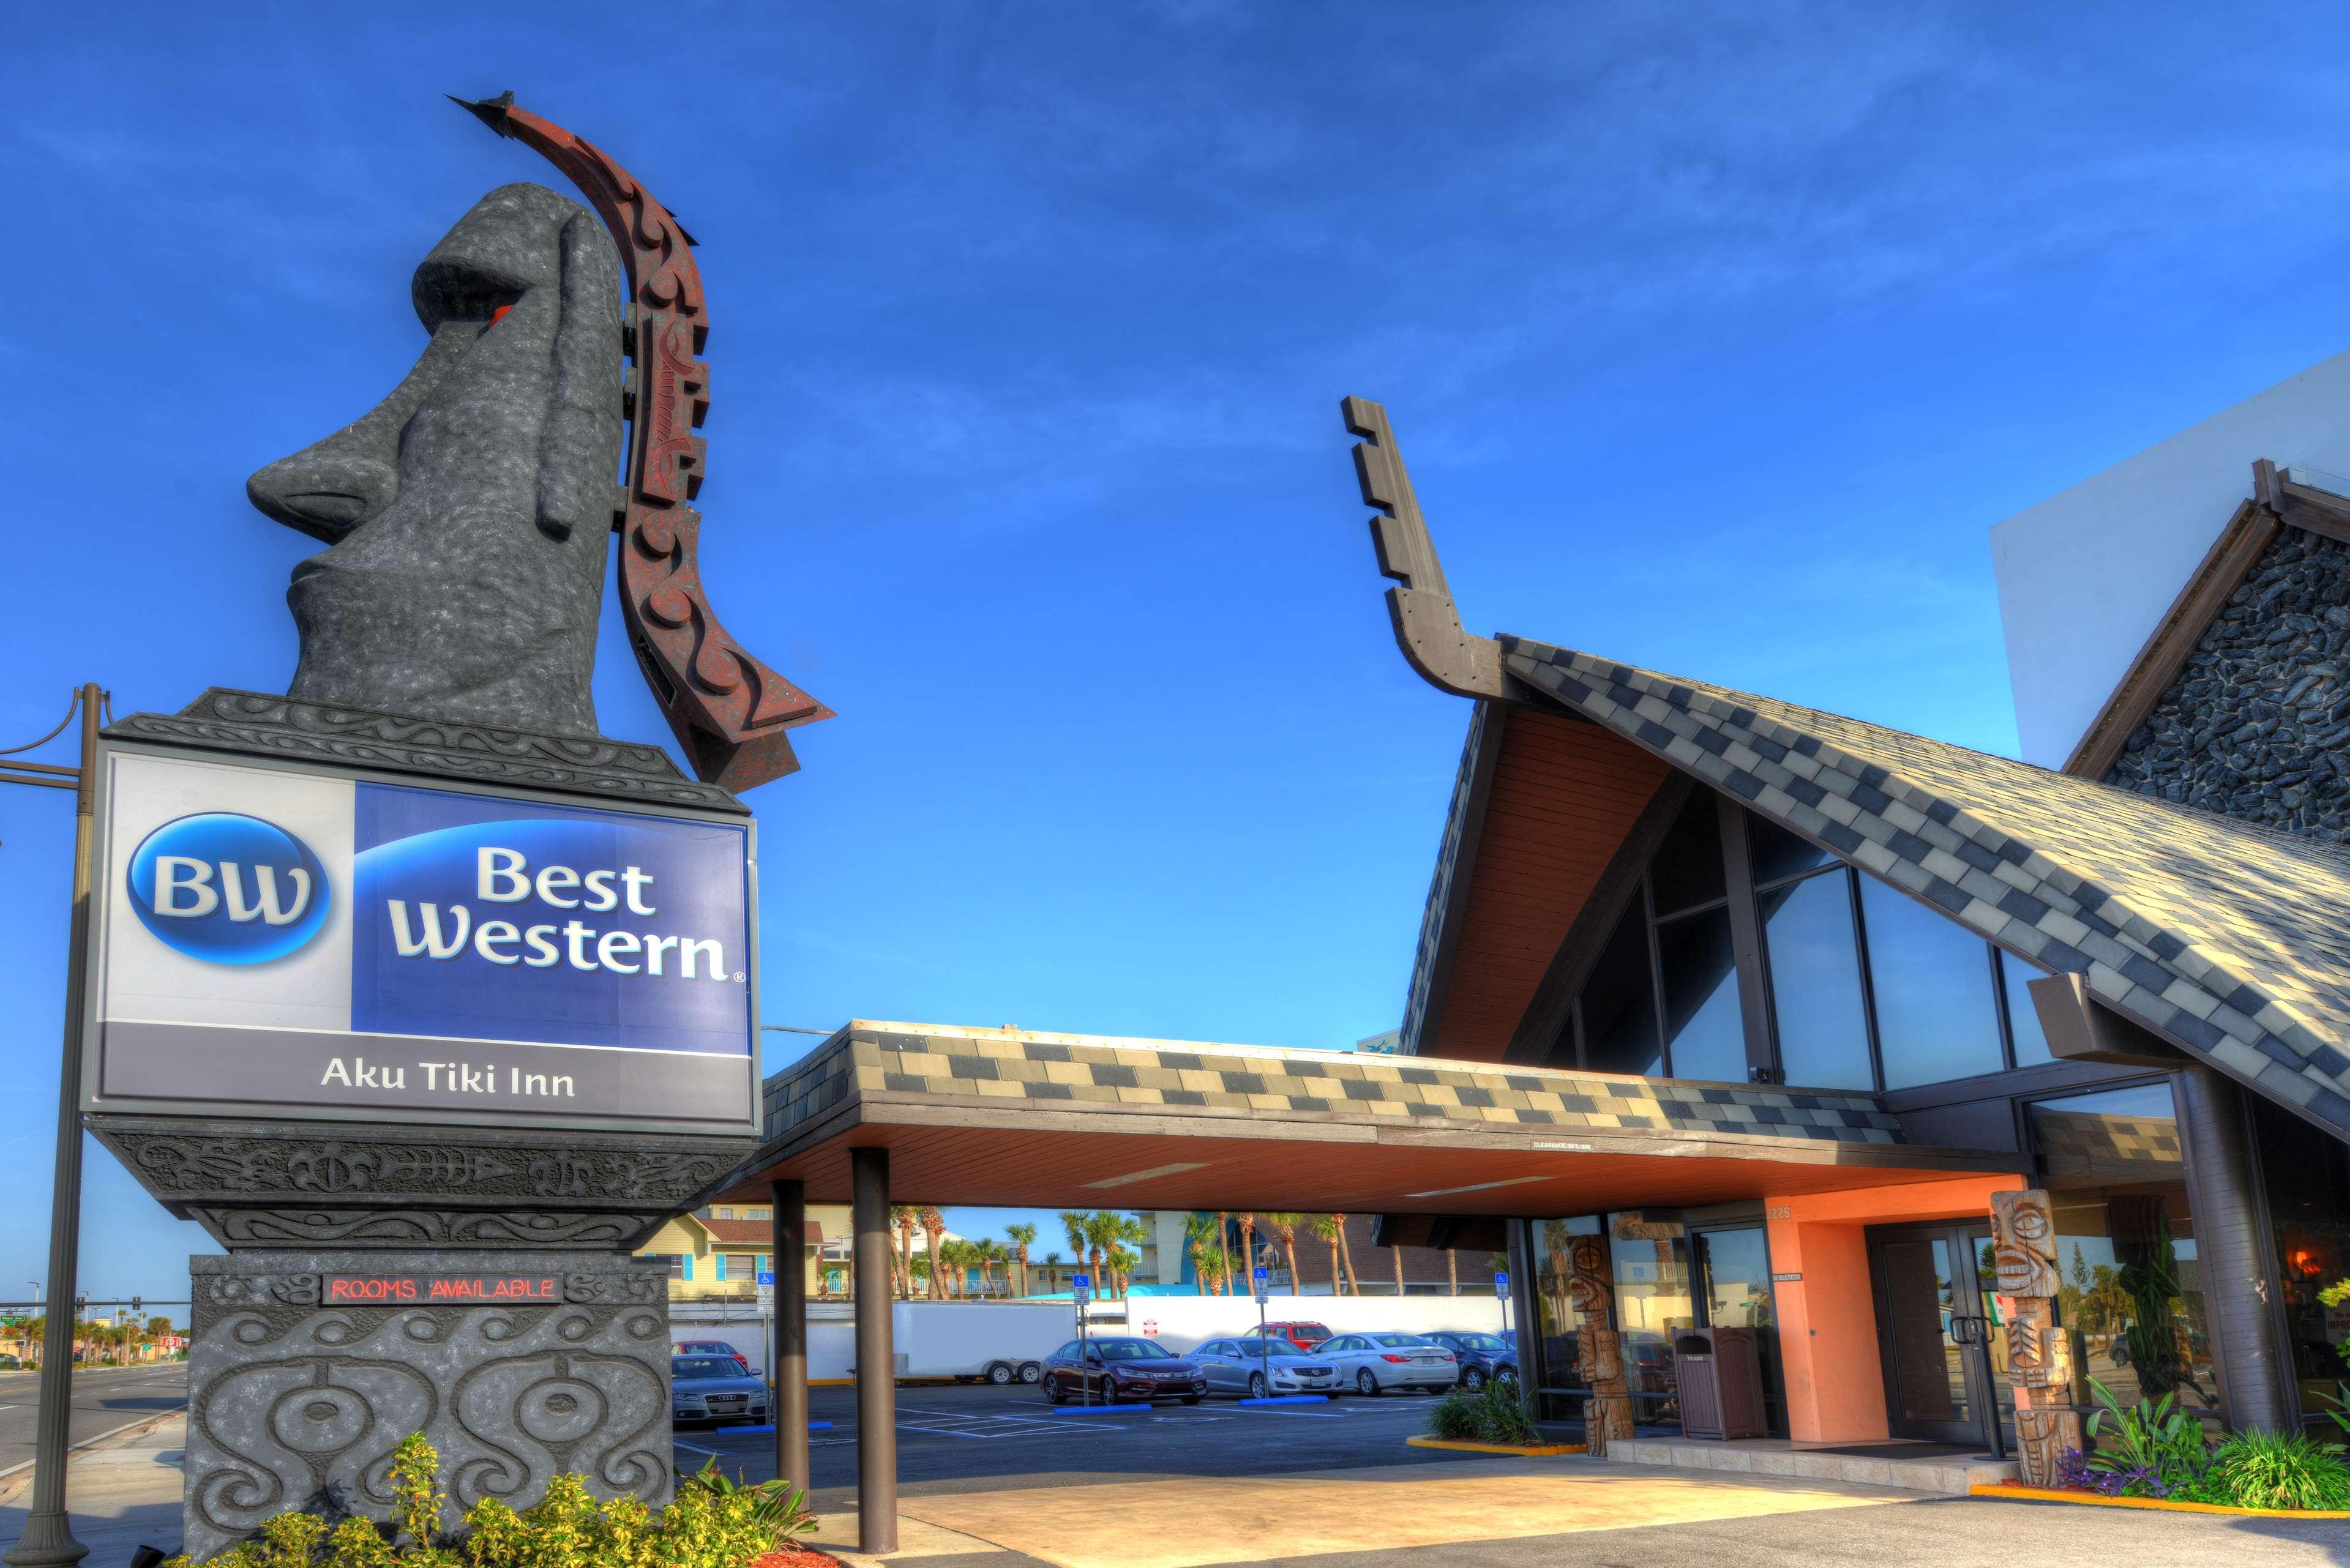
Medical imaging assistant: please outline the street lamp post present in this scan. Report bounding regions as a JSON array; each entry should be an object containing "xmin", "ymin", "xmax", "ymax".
[{"xmin": 2, "ymin": 685, "xmax": 105, "ymax": 1568}]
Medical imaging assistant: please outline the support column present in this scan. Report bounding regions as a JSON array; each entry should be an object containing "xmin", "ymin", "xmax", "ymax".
[
  {"xmin": 2175, "ymin": 1065, "xmax": 2293, "ymax": 1431},
  {"xmin": 770, "ymin": 1179, "xmax": 809, "ymax": 1491},
  {"xmin": 851, "ymin": 1149, "xmax": 897, "ymax": 1555}
]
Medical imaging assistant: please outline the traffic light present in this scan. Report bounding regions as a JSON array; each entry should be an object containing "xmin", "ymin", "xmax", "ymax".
[{"xmin": 129, "ymin": 1297, "xmax": 141, "ymax": 1315}]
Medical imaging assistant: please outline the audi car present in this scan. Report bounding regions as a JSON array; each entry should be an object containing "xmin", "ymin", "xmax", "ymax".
[{"xmin": 672, "ymin": 1354, "xmax": 770, "ymax": 1426}]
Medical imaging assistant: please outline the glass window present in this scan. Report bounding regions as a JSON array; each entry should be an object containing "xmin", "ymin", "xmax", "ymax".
[
  {"xmin": 2001, "ymin": 950, "xmax": 2056, "ymax": 1067},
  {"xmin": 1581, "ymin": 902, "xmax": 1661, "ymax": 1077},
  {"xmin": 1649, "ymin": 794, "xmax": 1727, "ymax": 914},
  {"xmin": 1760, "ymin": 870, "xmax": 1874, "ymax": 1090},
  {"xmin": 1611, "ymin": 1214, "xmax": 1693, "ymax": 1427},
  {"xmin": 725, "ymin": 1253, "xmax": 757, "ymax": 1280},
  {"xmin": 1532, "ymin": 1215, "xmax": 1601, "ymax": 1424},
  {"xmin": 1696, "ymin": 1226, "xmax": 1787, "ymax": 1436},
  {"xmin": 1860, "ymin": 879, "xmax": 2004, "ymax": 1088},
  {"xmin": 1748, "ymin": 812, "xmax": 1839, "ymax": 886},
  {"xmin": 2028, "ymin": 1085, "xmax": 2215, "ymax": 1413},
  {"xmin": 1656, "ymin": 906, "xmax": 1746, "ymax": 1082},
  {"xmin": 2248, "ymin": 1097, "xmax": 2350, "ymax": 1426}
]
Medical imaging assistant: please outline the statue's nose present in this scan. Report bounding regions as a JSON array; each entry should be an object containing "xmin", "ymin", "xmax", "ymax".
[{"xmin": 246, "ymin": 435, "xmax": 398, "ymax": 544}]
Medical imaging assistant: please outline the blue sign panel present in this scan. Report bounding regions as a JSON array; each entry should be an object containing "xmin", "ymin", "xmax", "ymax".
[
  {"xmin": 350, "ymin": 785, "xmax": 748, "ymax": 1056},
  {"xmin": 91, "ymin": 749, "xmax": 757, "ymax": 1133}
]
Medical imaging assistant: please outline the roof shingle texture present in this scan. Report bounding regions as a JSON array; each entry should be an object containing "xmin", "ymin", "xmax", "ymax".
[{"xmin": 1502, "ymin": 635, "xmax": 2350, "ymax": 1138}]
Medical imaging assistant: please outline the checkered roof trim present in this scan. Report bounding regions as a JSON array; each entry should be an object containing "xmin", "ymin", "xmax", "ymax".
[
  {"xmin": 761, "ymin": 1022, "xmax": 1904, "ymax": 1149},
  {"xmin": 1503, "ymin": 635, "xmax": 2350, "ymax": 1140}
]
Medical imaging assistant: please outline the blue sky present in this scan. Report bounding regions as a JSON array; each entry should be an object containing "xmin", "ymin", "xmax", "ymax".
[{"xmin": 8, "ymin": 2, "xmax": 2350, "ymax": 1315}]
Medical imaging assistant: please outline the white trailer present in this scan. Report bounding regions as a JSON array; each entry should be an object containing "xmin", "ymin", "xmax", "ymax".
[{"xmin": 855, "ymin": 1302, "xmax": 1082, "ymax": 1385}]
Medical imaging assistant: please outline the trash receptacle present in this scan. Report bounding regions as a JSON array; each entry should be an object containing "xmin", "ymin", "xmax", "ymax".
[{"xmin": 1675, "ymin": 1326, "xmax": 1766, "ymax": 1439}]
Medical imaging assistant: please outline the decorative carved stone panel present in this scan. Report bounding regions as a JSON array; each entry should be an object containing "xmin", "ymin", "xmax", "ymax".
[
  {"xmin": 185, "ymin": 1250, "xmax": 671, "ymax": 1562},
  {"xmin": 92, "ymin": 1116, "xmax": 751, "ymax": 1252}
]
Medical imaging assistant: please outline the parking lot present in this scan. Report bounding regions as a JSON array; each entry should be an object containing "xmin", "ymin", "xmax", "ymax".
[{"xmin": 671, "ymin": 1378, "xmax": 1469, "ymax": 1500}]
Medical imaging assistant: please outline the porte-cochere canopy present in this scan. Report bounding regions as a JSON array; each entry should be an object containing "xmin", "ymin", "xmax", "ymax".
[{"xmin": 704, "ymin": 1021, "xmax": 2018, "ymax": 1214}]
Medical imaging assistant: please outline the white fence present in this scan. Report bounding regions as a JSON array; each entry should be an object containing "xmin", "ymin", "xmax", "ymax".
[{"xmin": 670, "ymin": 1290, "xmax": 1514, "ymax": 1381}]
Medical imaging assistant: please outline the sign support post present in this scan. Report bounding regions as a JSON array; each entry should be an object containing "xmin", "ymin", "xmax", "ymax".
[
  {"xmin": 1072, "ymin": 1274, "xmax": 1091, "ymax": 1407},
  {"xmin": 4, "ymin": 685, "xmax": 102, "ymax": 1568}
]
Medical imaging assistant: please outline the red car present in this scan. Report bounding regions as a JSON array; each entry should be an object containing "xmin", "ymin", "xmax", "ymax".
[{"xmin": 1251, "ymin": 1321, "xmax": 1334, "ymax": 1352}]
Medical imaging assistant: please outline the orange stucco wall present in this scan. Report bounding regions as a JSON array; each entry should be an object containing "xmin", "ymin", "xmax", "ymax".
[{"xmin": 1765, "ymin": 1174, "xmax": 2026, "ymax": 1443}]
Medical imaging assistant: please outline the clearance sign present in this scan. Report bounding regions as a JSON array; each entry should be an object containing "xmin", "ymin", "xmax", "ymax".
[{"xmin": 83, "ymin": 745, "xmax": 758, "ymax": 1134}]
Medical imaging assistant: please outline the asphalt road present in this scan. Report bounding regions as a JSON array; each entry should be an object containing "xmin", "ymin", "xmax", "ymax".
[
  {"xmin": 0, "ymin": 1364, "xmax": 187, "ymax": 1477},
  {"xmin": 672, "ymin": 1379, "xmax": 1469, "ymax": 1504}
]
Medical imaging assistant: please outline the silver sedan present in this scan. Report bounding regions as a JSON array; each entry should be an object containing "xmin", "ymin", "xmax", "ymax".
[
  {"xmin": 1314, "ymin": 1332, "xmax": 1458, "ymax": 1395},
  {"xmin": 1189, "ymin": 1337, "xmax": 1341, "ymax": 1398}
]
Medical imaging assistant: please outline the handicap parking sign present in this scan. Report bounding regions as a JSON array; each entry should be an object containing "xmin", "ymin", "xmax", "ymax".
[
  {"xmin": 757, "ymin": 1271, "xmax": 775, "ymax": 1288},
  {"xmin": 1494, "ymin": 1271, "xmax": 1510, "ymax": 1297}
]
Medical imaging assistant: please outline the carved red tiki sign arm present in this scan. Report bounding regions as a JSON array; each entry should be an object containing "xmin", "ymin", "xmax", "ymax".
[{"xmin": 455, "ymin": 92, "xmax": 831, "ymax": 793}]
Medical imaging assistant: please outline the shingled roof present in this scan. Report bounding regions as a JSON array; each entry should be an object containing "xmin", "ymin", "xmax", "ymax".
[{"xmin": 1492, "ymin": 633, "xmax": 2350, "ymax": 1140}]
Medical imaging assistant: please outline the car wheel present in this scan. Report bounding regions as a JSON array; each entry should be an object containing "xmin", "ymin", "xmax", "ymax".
[
  {"xmin": 1356, "ymin": 1369, "xmax": 1379, "ymax": 1397},
  {"xmin": 1462, "ymin": 1367, "xmax": 1486, "ymax": 1391},
  {"xmin": 1497, "ymin": 1365, "xmax": 1517, "ymax": 1383},
  {"xmin": 986, "ymin": 1362, "xmax": 1014, "ymax": 1385},
  {"xmin": 1247, "ymin": 1372, "xmax": 1268, "ymax": 1398},
  {"xmin": 1046, "ymin": 1379, "xmax": 1065, "ymax": 1405},
  {"xmin": 1019, "ymin": 1362, "xmax": 1041, "ymax": 1384}
]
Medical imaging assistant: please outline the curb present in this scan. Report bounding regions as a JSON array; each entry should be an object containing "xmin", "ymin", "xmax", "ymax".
[
  {"xmin": 1407, "ymin": 1436, "xmax": 1587, "ymax": 1456},
  {"xmin": 0, "ymin": 1408, "xmax": 187, "ymax": 1502},
  {"xmin": 1968, "ymin": 1482, "xmax": 2350, "ymax": 1518}
]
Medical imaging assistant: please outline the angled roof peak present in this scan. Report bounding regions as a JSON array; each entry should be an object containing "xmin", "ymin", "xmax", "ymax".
[{"xmin": 1340, "ymin": 397, "xmax": 1507, "ymax": 700}]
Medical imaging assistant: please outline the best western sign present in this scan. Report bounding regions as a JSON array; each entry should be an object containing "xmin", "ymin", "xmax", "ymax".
[{"xmin": 85, "ymin": 746, "xmax": 758, "ymax": 1134}]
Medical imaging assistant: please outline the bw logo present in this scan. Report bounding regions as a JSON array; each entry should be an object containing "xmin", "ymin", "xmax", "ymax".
[{"xmin": 127, "ymin": 813, "xmax": 331, "ymax": 965}]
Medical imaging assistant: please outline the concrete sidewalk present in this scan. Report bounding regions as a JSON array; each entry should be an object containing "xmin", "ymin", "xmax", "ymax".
[{"xmin": 0, "ymin": 1413, "xmax": 186, "ymax": 1568}]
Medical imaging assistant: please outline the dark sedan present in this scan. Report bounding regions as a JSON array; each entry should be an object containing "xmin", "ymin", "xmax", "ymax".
[
  {"xmin": 1042, "ymin": 1336, "xmax": 1207, "ymax": 1405},
  {"xmin": 1426, "ymin": 1331, "xmax": 1517, "ymax": 1390}
]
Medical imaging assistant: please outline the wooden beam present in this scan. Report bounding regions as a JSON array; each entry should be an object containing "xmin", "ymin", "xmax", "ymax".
[
  {"xmin": 1502, "ymin": 771, "xmax": 1691, "ymax": 1065},
  {"xmin": 2062, "ymin": 490, "xmax": 2278, "ymax": 780}
]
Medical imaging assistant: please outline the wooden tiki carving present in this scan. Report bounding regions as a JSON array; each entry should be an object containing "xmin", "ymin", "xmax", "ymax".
[
  {"xmin": 1989, "ymin": 1188, "xmax": 2080, "ymax": 1486},
  {"xmin": 1567, "ymin": 1234, "xmax": 1636, "ymax": 1452}
]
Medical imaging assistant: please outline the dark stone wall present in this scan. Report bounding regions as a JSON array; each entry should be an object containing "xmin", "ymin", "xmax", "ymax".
[
  {"xmin": 2105, "ymin": 526, "xmax": 2350, "ymax": 840},
  {"xmin": 185, "ymin": 1250, "xmax": 671, "ymax": 1562}
]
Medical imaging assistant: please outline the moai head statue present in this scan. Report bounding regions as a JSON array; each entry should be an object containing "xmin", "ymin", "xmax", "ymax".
[
  {"xmin": 249, "ymin": 184, "xmax": 624, "ymax": 737},
  {"xmin": 1989, "ymin": 1188, "xmax": 2062, "ymax": 1298}
]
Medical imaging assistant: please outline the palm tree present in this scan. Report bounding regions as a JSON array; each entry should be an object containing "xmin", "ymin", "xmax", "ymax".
[
  {"xmin": 1309, "ymin": 1214, "xmax": 1342, "ymax": 1294},
  {"xmin": 891, "ymin": 1206, "xmax": 918, "ymax": 1297},
  {"xmin": 919, "ymin": 1206, "xmax": 949, "ymax": 1301},
  {"xmin": 1264, "ymin": 1213, "xmax": 1306, "ymax": 1294},
  {"xmin": 1447, "ymin": 1249, "xmax": 1460, "ymax": 1296},
  {"xmin": 1006, "ymin": 1223, "xmax": 1038, "ymax": 1297},
  {"xmin": 1083, "ymin": 1211, "xmax": 1121, "ymax": 1288},
  {"xmin": 1236, "ymin": 1213, "xmax": 1259, "ymax": 1293},
  {"xmin": 1213, "ymin": 1212, "xmax": 1232, "ymax": 1293},
  {"xmin": 1328, "ymin": 1214, "xmax": 1361, "ymax": 1294},
  {"xmin": 1118, "ymin": 1214, "xmax": 1150, "ymax": 1293},
  {"xmin": 1042, "ymin": 1250, "xmax": 1064, "ymax": 1293},
  {"xmin": 1059, "ymin": 1212, "xmax": 1091, "ymax": 1283},
  {"xmin": 1183, "ymin": 1214, "xmax": 1219, "ymax": 1294},
  {"xmin": 1106, "ymin": 1244, "xmax": 1137, "ymax": 1298},
  {"xmin": 1391, "ymin": 1242, "xmax": 1406, "ymax": 1298}
]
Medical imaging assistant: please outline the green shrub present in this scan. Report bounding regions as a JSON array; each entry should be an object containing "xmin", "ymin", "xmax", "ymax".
[
  {"xmin": 1424, "ymin": 1377, "xmax": 1539, "ymax": 1446},
  {"xmin": 2179, "ymin": 1428, "xmax": 2350, "ymax": 1512},
  {"xmin": 158, "ymin": 1436, "xmax": 805, "ymax": 1567},
  {"xmin": 2081, "ymin": 1378, "xmax": 2208, "ymax": 1491}
]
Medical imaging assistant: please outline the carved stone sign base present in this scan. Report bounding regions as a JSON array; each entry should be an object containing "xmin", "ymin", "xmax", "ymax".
[{"xmin": 186, "ymin": 1248, "xmax": 672, "ymax": 1562}]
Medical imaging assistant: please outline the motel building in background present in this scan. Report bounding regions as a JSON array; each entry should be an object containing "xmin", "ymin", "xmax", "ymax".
[{"xmin": 724, "ymin": 371, "xmax": 2350, "ymax": 1512}]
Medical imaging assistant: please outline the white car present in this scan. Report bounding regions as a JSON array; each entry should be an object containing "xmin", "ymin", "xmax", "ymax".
[{"xmin": 1314, "ymin": 1332, "xmax": 1458, "ymax": 1395}]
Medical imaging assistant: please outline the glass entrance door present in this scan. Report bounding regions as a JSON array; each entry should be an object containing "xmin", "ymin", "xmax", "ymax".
[{"xmin": 1865, "ymin": 1222, "xmax": 2008, "ymax": 1453}]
